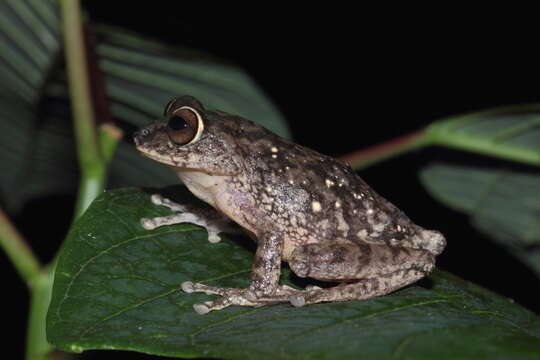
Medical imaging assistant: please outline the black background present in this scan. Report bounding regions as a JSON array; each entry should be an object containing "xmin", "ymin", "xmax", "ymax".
[{"xmin": 6, "ymin": 3, "xmax": 540, "ymax": 359}]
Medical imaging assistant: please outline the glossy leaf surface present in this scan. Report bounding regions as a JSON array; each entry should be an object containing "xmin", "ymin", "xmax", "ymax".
[
  {"xmin": 47, "ymin": 188, "xmax": 540, "ymax": 359},
  {"xmin": 427, "ymin": 104, "xmax": 540, "ymax": 166}
]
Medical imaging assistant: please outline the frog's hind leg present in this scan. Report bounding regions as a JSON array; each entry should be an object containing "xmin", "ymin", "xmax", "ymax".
[
  {"xmin": 286, "ymin": 241, "xmax": 435, "ymax": 307},
  {"xmin": 288, "ymin": 267, "xmax": 429, "ymax": 307},
  {"xmin": 140, "ymin": 194, "xmax": 239, "ymax": 243}
]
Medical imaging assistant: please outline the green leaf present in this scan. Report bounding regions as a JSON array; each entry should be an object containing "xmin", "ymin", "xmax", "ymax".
[
  {"xmin": 426, "ymin": 104, "xmax": 540, "ymax": 166},
  {"xmin": 0, "ymin": 0, "xmax": 61, "ymax": 103},
  {"xmin": 47, "ymin": 188, "xmax": 540, "ymax": 359},
  {"xmin": 0, "ymin": 1, "xmax": 289, "ymax": 211},
  {"xmin": 420, "ymin": 164, "xmax": 540, "ymax": 277},
  {"xmin": 419, "ymin": 105, "xmax": 540, "ymax": 276}
]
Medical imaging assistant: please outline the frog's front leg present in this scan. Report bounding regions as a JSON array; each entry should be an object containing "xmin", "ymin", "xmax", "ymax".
[
  {"xmin": 182, "ymin": 232, "xmax": 287, "ymax": 314},
  {"xmin": 141, "ymin": 194, "xmax": 237, "ymax": 243}
]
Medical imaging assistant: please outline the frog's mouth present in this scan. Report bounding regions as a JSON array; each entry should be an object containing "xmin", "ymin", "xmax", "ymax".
[
  {"xmin": 134, "ymin": 138, "xmax": 238, "ymax": 176},
  {"xmin": 133, "ymin": 129, "xmax": 176, "ymax": 166}
]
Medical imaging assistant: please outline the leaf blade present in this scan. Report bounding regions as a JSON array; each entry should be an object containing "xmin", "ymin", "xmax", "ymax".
[
  {"xmin": 47, "ymin": 188, "xmax": 540, "ymax": 359},
  {"xmin": 426, "ymin": 104, "xmax": 540, "ymax": 166},
  {"xmin": 420, "ymin": 163, "xmax": 540, "ymax": 277}
]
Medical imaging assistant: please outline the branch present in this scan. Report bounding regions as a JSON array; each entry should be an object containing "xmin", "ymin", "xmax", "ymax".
[
  {"xmin": 339, "ymin": 130, "xmax": 428, "ymax": 170},
  {"xmin": 61, "ymin": 0, "xmax": 122, "ymax": 219},
  {"xmin": 0, "ymin": 209, "xmax": 41, "ymax": 285}
]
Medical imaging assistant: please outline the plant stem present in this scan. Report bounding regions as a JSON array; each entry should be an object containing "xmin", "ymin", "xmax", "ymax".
[
  {"xmin": 61, "ymin": 0, "xmax": 104, "ymax": 219},
  {"xmin": 26, "ymin": 267, "xmax": 55, "ymax": 360},
  {"xmin": 0, "ymin": 209, "xmax": 41, "ymax": 284},
  {"xmin": 339, "ymin": 130, "xmax": 428, "ymax": 170},
  {"xmin": 23, "ymin": 2, "xmax": 121, "ymax": 359},
  {"xmin": 99, "ymin": 123, "xmax": 123, "ymax": 165},
  {"xmin": 15, "ymin": 2, "xmax": 122, "ymax": 359}
]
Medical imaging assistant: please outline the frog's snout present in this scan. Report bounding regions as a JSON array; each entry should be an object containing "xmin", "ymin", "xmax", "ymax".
[{"xmin": 133, "ymin": 127, "xmax": 153, "ymax": 148}]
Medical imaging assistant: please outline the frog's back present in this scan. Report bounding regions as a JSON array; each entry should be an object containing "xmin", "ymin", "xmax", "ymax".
[{"xmin": 212, "ymin": 112, "xmax": 444, "ymax": 256}]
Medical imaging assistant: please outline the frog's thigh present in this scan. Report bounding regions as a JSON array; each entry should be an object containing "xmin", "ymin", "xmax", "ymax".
[
  {"xmin": 288, "ymin": 241, "xmax": 368, "ymax": 281},
  {"xmin": 288, "ymin": 241, "xmax": 434, "ymax": 306},
  {"xmin": 289, "ymin": 241, "xmax": 434, "ymax": 281}
]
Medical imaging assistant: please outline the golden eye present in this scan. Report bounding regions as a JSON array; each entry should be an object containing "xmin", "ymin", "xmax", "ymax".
[{"xmin": 166, "ymin": 106, "xmax": 204, "ymax": 145}]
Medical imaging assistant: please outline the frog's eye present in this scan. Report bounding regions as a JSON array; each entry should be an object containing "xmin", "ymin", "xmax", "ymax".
[{"xmin": 166, "ymin": 106, "xmax": 204, "ymax": 145}]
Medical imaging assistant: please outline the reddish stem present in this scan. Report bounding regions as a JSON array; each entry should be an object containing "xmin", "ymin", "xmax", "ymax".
[
  {"xmin": 83, "ymin": 23, "xmax": 112, "ymax": 127},
  {"xmin": 339, "ymin": 129, "xmax": 428, "ymax": 169}
]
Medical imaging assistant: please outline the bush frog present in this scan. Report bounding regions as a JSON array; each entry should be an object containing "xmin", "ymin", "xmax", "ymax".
[{"xmin": 133, "ymin": 96, "xmax": 446, "ymax": 314}]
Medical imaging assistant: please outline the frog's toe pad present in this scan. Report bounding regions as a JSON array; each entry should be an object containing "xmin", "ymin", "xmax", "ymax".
[
  {"xmin": 150, "ymin": 194, "xmax": 165, "ymax": 205},
  {"xmin": 181, "ymin": 281, "xmax": 195, "ymax": 293},
  {"xmin": 207, "ymin": 232, "xmax": 222, "ymax": 243},
  {"xmin": 290, "ymin": 295, "xmax": 306, "ymax": 307},
  {"xmin": 140, "ymin": 218, "xmax": 157, "ymax": 230},
  {"xmin": 150, "ymin": 194, "xmax": 189, "ymax": 212},
  {"xmin": 193, "ymin": 302, "xmax": 211, "ymax": 315}
]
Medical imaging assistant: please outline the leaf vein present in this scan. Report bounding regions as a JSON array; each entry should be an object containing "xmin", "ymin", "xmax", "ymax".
[
  {"xmin": 77, "ymin": 287, "xmax": 180, "ymax": 341},
  {"xmin": 55, "ymin": 225, "xmax": 194, "ymax": 323}
]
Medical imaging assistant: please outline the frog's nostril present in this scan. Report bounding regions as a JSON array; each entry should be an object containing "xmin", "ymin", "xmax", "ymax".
[
  {"xmin": 133, "ymin": 128, "xmax": 152, "ymax": 146},
  {"xmin": 138, "ymin": 128, "xmax": 150, "ymax": 137}
]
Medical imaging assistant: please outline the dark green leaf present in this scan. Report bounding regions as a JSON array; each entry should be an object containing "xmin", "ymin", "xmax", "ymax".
[
  {"xmin": 47, "ymin": 188, "xmax": 540, "ymax": 359},
  {"xmin": 426, "ymin": 104, "xmax": 540, "ymax": 166},
  {"xmin": 0, "ymin": 100, "xmax": 79, "ymax": 212},
  {"xmin": 0, "ymin": 0, "xmax": 60, "ymax": 103},
  {"xmin": 420, "ymin": 105, "xmax": 540, "ymax": 276},
  {"xmin": 420, "ymin": 164, "xmax": 540, "ymax": 277}
]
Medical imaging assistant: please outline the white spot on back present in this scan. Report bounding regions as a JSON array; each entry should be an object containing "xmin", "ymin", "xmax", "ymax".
[
  {"xmin": 356, "ymin": 229, "xmax": 368, "ymax": 239},
  {"xmin": 311, "ymin": 201, "xmax": 322, "ymax": 212},
  {"xmin": 335, "ymin": 211, "xmax": 349, "ymax": 235}
]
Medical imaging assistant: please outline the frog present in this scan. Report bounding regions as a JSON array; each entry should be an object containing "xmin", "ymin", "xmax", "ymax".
[{"xmin": 133, "ymin": 95, "xmax": 446, "ymax": 315}]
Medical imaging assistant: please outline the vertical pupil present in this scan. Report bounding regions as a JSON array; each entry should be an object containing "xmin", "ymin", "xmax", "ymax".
[{"xmin": 168, "ymin": 115, "xmax": 188, "ymax": 130}]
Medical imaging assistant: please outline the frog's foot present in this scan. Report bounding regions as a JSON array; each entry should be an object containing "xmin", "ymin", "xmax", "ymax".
[
  {"xmin": 141, "ymin": 194, "xmax": 238, "ymax": 243},
  {"xmin": 181, "ymin": 282, "xmax": 301, "ymax": 314},
  {"xmin": 149, "ymin": 194, "xmax": 189, "ymax": 212}
]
